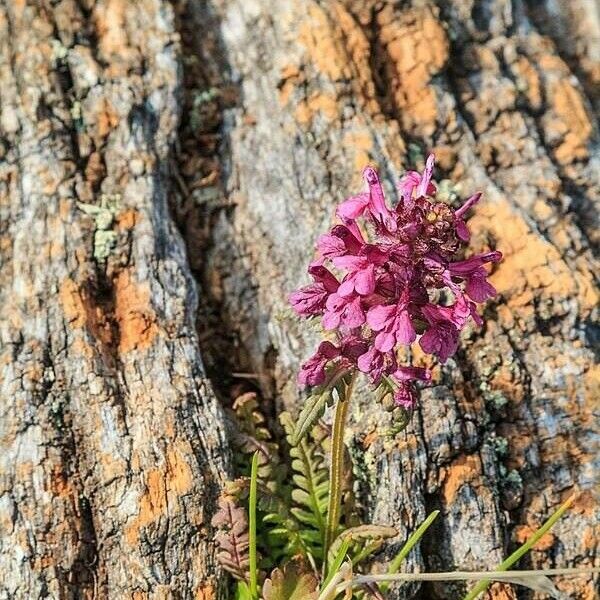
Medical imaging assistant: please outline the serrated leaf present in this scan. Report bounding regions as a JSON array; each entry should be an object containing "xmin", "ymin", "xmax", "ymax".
[
  {"xmin": 280, "ymin": 412, "xmax": 329, "ymax": 557},
  {"xmin": 212, "ymin": 495, "xmax": 251, "ymax": 582},
  {"xmin": 262, "ymin": 557, "xmax": 319, "ymax": 600}
]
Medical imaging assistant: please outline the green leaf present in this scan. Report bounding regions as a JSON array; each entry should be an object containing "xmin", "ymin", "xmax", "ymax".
[
  {"xmin": 249, "ymin": 452, "xmax": 259, "ymax": 600},
  {"xmin": 262, "ymin": 557, "xmax": 319, "ymax": 600},
  {"xmin": 327, "ymin": 524, "xmax": 397, "ymax": 572},
  {"xmin": 462, "ymin": 495, "xmax": 575, "ymax": 600},
  {"xmin": 235, "ymin": 581, "xmax": 253, "ymax": 600},
  {"xmin": 324, "ymin": 373, "xmax": 357, "ymax": 564},
  {"xmin": 281, "ymin": 413, "xmax": 329, "ymax": 557},
  {"xmin": 292, "ymin": 390, "xmax": 331, "ymax": 445},
  {"xmin": 380, "ymin": 510, "xmax": 439, "ymax": 593},
  {"xmin": 322, "ymin": 538, "xmax": 351, "ymax": 589}
]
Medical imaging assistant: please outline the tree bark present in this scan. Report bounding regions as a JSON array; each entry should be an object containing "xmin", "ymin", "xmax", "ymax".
[
  {"xmin": 0, "ymin": 1, "xmax": 229, "ymax": 598},
  {"xmin": 0, "ymin": 1, "xmax": 598, "ymax": 599}
]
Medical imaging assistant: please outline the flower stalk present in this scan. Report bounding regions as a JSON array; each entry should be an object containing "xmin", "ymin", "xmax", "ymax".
[{"xmin": 323, "ymin": 371, "xmax": 356, "ymax": 565}]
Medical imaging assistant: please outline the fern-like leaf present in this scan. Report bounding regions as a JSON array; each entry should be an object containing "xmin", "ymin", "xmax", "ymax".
[
  {"xmin": 281, "ymin": 412, "xmax": 329, "ymax": 559},
  {"xmin": 211, "ymin": 494, "xmax": 251, "ymax": 581},
  {"xmin": 292, "ymin": 371, "xmax": 351, "ymax": 444},
  {"xmin": 232, "ymin": 392, "xmax": 280, "ymax": 481},
  {"xmin": 225, "ymin": 476, "xmax": 308, "ymax": 565}
]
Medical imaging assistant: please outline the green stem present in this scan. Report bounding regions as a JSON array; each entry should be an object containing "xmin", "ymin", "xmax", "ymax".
[
  {"xmin": 462, "ymin": 494, "xmax": 575, "ymax": 600},
  {"xmin": 324, "ymin": 371, "xmax": 356, "ymax": 568},
  {"xmin": 249, "ymin": 451, "xmax": 259, "ymax": 600},
  {"xmin": 380, "ymin": 510, "xmax": 440, "ymax": 593}
]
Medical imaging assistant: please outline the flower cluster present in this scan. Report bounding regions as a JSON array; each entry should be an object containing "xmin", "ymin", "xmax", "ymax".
[{"xmin": 290, "ymin": 155, "xmax": 501, "ymax": 410}]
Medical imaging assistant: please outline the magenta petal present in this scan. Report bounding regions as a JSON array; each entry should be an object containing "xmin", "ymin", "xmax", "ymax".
[
  {"xmin": 470, "ymin": 304, "xmax": 484, "ymax": 326},
  {"xmin": 298, "ymin": 353, "xmax": 328, "ymax": 387},
  {"xmin": 337, "ymin": 193, "xmax": 370, "ymax": 220},
  {"xmin": 343, "ymin": 297, "xmax": 365, "ymax": 328},
  {"xmin": 398, "ymin": 171, "xmax": 420, "ymax": 203},
  {"xmin": 363, "ymin": 166, "xmax": 397, "ymax": 232},
  {"xmin": 289, "ymin": 285, "xmax": 327, "ymax": 316},
  {"xmin": 417, "ymin": 154, "xmax": 435, "ymax": 198},
  {"xmin": 396, "ymin": 311, "xmax": 416, "ymax": 344},
  {"xmin": 455, "ymin": 191, "xmax": 482, "ymax": 219},
  {"xmin": 375, "ymin": 331, "xmax": 395, "ymax": 352},
  {"xmin": 393, "ymin": 383, "xmax": 417, "ymax": 409},
  {"xmin": 455, "ymin": 219, "xmax": 470, "ymax": 241},
  {"xmin": 419, "ymin": 329, "xmax": 438, "ymax": 356},
  {"xmin": 466, "ymin": 275, "xmax": 496, "ymax": 302},
  {"xmin": 366, "ymin": 304, "xmax": 395, "ymax": 330},
  {"xmin": 333, "ymin": 255, "xmax": 366, "ymax": 271},
  {"xmin": 337, "ymin": 278, "xmax": 356, "ymax": 297},
  {"xmin": 318, "ymin": 341, "xmax": 341, "ymax": 359},
  {"xmin": 317, "ymin": 233, "xmax": 345, "ymax": 257},
  {"xmin": 357, "ymin": 349, "xmax": 374, "ymax": 373},
  {"xmin": 322, "ymin": 310, "xmax": 340, "ymax": 330},
  {"xmin": 394, "ymin": 366, "xmax": 431, "ymax": 382},
  {"xmin": 354, "ymin": 265, "xmax": 376, "ymax": 295}
]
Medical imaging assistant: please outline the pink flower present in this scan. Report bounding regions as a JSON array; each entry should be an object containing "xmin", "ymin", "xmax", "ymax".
[
  {"xmin": 357, "ymin": 347, "xmax": 397, "ymax": 382},
  {"xmin": 417, "ymin": 153, "xmax": 436, "ymax": 199},
  {"xmin": 391, "ymin": 367, "xmax": 431, "ymax": 409},
  {"xmin": 289, "ymin": 264, "xmax": 339, "ymax": 316},
  {"xmin": 317, "ymin": 224, "xmax": 364, "ymax": 258},
  {"xmin": 419, "ymin": 305, "xmax": 460, "ymax": 363},
  {"xmin": 298, "ymin": 341, "xmax": 340, "ymax": 386},
  {"xmin": 367, "ymin": 300, "xmax": 416, "ymax": 352},
  {"xmin": 322, "ymin": 292, "xmax": 365, "ymax": 329},
  {"xmin": 448, "ymin": 251, "xmax": 502, "ymax": 302},
  {"xmin": 337, "ymin": 193, "xmax": 370, "ymax": 221},
  {"xmin": 290, "ymin": 154, "xmax": 501, "ymax": 407},
  {"xmin": 363, "ymin": 167, "xmax": 397, "ymax": 233},
  {"xmin": 298, "ymin": 335, "xmax": 369, "ymax": 388}
]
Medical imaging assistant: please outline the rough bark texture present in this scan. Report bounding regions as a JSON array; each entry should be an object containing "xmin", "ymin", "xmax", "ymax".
[
  {"xmin": 0, "ymin": 1, "xmax": 598, "ymax": 599},
  {"xmin": 0, "ymin": 1, "xmax": 229, "ymax": 598}
]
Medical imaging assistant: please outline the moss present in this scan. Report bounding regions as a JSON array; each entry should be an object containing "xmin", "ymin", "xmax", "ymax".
[
  {"xmin": 490, "ymin": 435, "xmax": 509, "ymax": 458},
  {"xmin": 78, "ymin": 194, "xmax": 121, "ymax": 261},
  {"xmin": 504, "ymin": 469, "xmax": 523, "ymax": 487}
]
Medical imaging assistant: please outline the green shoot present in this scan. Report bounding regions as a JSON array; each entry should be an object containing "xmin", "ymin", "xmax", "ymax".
[
  {"xmin": 462, "ymin": 494, "xmax": 576, "ymax": 600},
  {"xmin": 322, "ymin": 538, "xmax": 351, "ymax": 589},
  {"xmin": 249, "ymin": 451, "xmax": 259, "ymax": 600},
  {"xmin": 380, "ymin": 510, "xmax": 440, "ymax": 593}
]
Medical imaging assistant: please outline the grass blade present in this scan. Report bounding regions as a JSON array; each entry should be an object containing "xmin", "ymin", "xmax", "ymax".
[
  {"xmin": 249, "ymin": 452, "xmax": 259, "ymax": 600},
  {"xmin": 380, "ymin": 510, "xmax": 440, "ymax": 593},
  {"xmin": 322, "ymin": 538, "xmax": 351, "ymax": 589},
  {"xmin": 462, "ymin": 494, "xmax": 576, "ymax": 600}
]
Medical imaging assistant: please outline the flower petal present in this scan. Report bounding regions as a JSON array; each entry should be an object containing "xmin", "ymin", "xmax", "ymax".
[
  {"xmin": 395, "ymin": 311, "xmax": 416, "ymax": 345},
  {"xmin": 337, "ymin": 193, "xmax": 370, "ymax": 220},
  {"xmin": 366, "ymin": 304, "xmax": 396, "ymax": 330},
  {"xmin": 354, "ymin": 265, "xmax": 376, "ymax": 295},
  {"xmin": 374, "ymin": 330, "xmax": 396, "ymax": 352}
]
